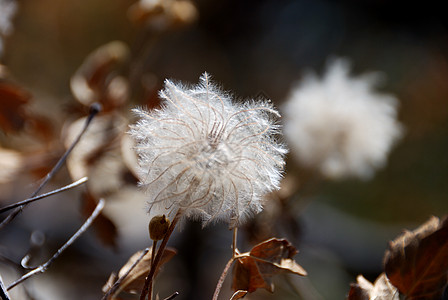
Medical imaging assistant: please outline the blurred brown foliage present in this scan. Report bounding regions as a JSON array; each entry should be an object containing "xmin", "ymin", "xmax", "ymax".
[{"xmin": 1, "ymin": 0, "xmax": 448, "ymax": 299}]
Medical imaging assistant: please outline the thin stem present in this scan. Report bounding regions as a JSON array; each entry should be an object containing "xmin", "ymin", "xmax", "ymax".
[
  {"xmin": 232, "ymin": 227, "xmax": 238, "ymax": 257},
  {"xmin": 7, "ymin": 199, "xmax": 105, "ymax": 290},
  {"xmin": 212, "ymin": 257, "xmax": 236, "ymax": 300},
  {"xmin": 0, "ymin": 103, "xmax": 101, "ymax": 229},
  {"xmin": 163, "ymin": 292, "xmax": 179, "ymax": 300},
  {"xmin": 140, "ymin": 211, "xmax": 182, "ymax": 300},
  {"xmin": 102, "ymin": 247, "xmax": 151, "ymax": 300},
  {"xmin": 0, "ymin": 177, "xmax": 88, "ymax": 214},
  {"xmin": 150, "ymin": 240, "xmax": 158, "ymax": 267},
  {"xmin": 0, "ymin": 275, "xmax": 10, "ymax": 300},
  {"xmin": 212, "ymin": 227, "xmax": 239, "ymax": 300},
  {"xmin": 149, "ymin": 240, "xmax": 158, "ymax": 300}
]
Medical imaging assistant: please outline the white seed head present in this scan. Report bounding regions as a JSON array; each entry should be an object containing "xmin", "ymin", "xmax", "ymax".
[
  {"xmin": 0, "ymin": 0, "xmax": 18, "ymax": 57},
  {"xmin": 283, "ymin": 58, "xmax": 403, "ymax": 180},
  {"xmin": 129, "ymin": 73, "xmax": 286, "ymax": 227},
  {"xmin": 0, "ymin": 0, "xmax": 17, "ymax": 36}
]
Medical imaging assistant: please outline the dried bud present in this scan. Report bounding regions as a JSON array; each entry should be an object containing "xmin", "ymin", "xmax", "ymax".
[{"xmin": 149, "ymin": 215, "xmax": 170, "ymax": 240}]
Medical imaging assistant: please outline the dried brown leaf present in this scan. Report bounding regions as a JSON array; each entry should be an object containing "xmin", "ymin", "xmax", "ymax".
[
  {"xmin": 233, "ymin": 256, "xmax": 272, "ymax": 293},
  {"xmin": 384, "ymin": 215, "xmax": 448, "ymax": 299},
  {"xmin": 103, "ymin": 272, "xmax": 118, "ymax": 294},
  {"xmin": 348, "ymin": 274, "xmax": 399, "ymax": 300},
  {"xmin": 81, "ymin": 192, "xmax": 118, "ymax": 248},
  {"xmin": 0, "ymin": 67, "xmax": 53, "ymax": 142},
  {"xmin": 70, "ymin": 41, "xmax": 129, "ymax": 111},
  {"xmin": 107, "ymin": 247, "xmax": 176, "ymax": 297},
  {"xmin": 348, "ymin": 276, "xmax": 370, "ymax": 300},
  {"xmin": 230, "ymin": 290, "xmax": 248, "ymax": 300},
  {"xmin": 0, "ymin": 80, "xmax": 31, "ymax": 133},
  {"xmin": 128, "ymin": 0, "xmax": 198, "ymax": 30},
  {"xmin": 27, "ymin": 114, "xmax": 55, "ymax": 144},
  {"xmin": 232, "ymin": 238, "xmax": 307, "ymax": 293}
]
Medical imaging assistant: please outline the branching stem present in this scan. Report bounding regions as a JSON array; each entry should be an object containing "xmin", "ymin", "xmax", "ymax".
[
  {"xmin": 163, "ymin": 291, "xmax": 179, "ymax": 300},
  {"xmin": 7, "ymin": 199, "xmax": 105, "ymax": 290},
  {"xmin": 0, "ymin": 103, "xmax": 101, "ymax": 229},
  {"xmin": 212, "ymin": 227, "xmax": 239, "ymax": 300},
  {"xmin": 0, "ymin": 177, "xmax": 88, "ymax": 214}
]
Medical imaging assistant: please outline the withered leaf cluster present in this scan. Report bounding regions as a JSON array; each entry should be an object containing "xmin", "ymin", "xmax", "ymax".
[
  {"xmin": 348, "ymin": 274, "xmax": 398, "ymax": 300},
  {"xmin": 70, "ymin": 41, "xmax": 130, "ymax": 112},
  {"xmin": 64, "ymin": 37, "xmax": 157, "ymax": 249},
  {"xmin": 0, "ymin": 68, "xmax": 58, "ymax": 184},
  {"xmin": 103, "ymin": 247, "xmax": 176, "ymax": 300},
  {"xmin": 0, "ymin": 67, "xmax": 54, "ymax": 143},
  {"xmin": 232, "ymin": 238, "xmax": 307, "ymax": 293},
  {"xmin": 348, "ymin": 215, "xmax": 448, "ymax": 300}
]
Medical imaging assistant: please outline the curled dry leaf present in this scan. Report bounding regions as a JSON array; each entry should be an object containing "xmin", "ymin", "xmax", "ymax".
[
  {"xmin": 0, "ymin": 65, "xmax": 54, "ymax": 142},
  {"xmin": 230, "ymin": 290, "xmax": 248, "ymax": 300},
  {"xmin": 384, "ymin": 215, "xmax": 448, "ymax": 299},
  {"xmin": 103, "ymin": 247, "xmax": 177, "ymax": 298},
  {"xmin": 232, "ymin": 238, "xmax": 307, "ymax": 293},
  {"xmin": 348, "ymin": 273, "xmax": 399, "ymax": 300},
  {"xmin": 70, "ymin": 41, "xmax": 130, "ymax": 111}
]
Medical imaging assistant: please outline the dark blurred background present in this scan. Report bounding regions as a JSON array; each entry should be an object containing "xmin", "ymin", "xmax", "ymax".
[{"xmin": 1, "ymin": 0, "xmax": 448, "ymax": 299}]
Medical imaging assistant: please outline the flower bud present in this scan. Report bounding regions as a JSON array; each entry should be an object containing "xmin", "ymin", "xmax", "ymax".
[{"xmin": 149, "ymin": 215, "xmax": 170, "ymax": 241}]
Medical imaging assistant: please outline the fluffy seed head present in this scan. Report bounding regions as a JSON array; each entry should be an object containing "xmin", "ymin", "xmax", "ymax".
[
  {"xmin": 283, "ymin": 58, "xmax": 403, "ymax": 180},
  {"xmin": 129, "ymin": 73, "xmax": 286, "ymax": 227}
]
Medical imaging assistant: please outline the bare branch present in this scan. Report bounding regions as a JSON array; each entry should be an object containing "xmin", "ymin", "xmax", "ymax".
[
  {"xmin": 7, "ymin": 199, "xmax": 105, "ymax": 290},
  {"xmin": 0, "ymin": 274, "xmax": 11, "ymax": 300},
  {"xmin": 212, "ymin": 228, "xmax": 239, "ymax": 300},
  {"xmin": 163, "ymin": 292, "xmax": 179, "ymax": 300},
  {"xmin": 0, "ymin": 103, "xmax": 101, "ymax": 229},
  {"xmin": 212, "ymin": 257, "xmax": 236, "ymax": 300},
  {"xmin": 0, "ymin": 177, "xmax": 88, "ymax": 214}
]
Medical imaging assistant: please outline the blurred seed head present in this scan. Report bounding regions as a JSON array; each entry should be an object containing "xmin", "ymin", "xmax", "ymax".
[
  {"xmin": 283, "ymin": 58, "xmax": 403, "ymax": 180},
  {"xmin": 0, "ymin": 0, "xmax": 18, "ymax": 57}
]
